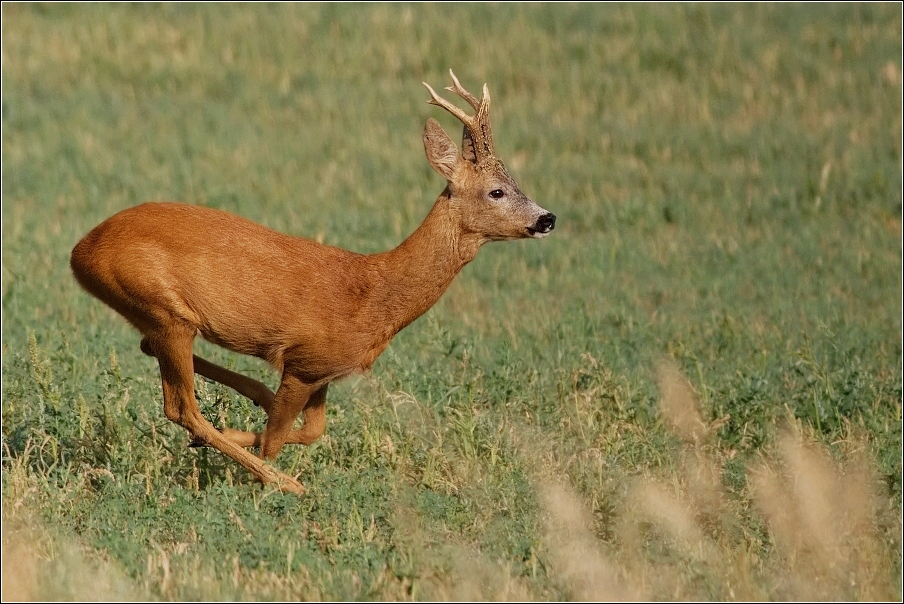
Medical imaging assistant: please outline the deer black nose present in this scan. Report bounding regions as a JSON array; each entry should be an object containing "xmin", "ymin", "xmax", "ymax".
[{"xmin": 536, "ymin": 212, "xmax": 556, "ymax": 233}]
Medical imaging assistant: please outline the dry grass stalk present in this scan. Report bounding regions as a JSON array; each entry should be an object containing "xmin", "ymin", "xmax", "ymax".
[
  {"xmin": 537, "ymin": 360, "xmax": 899, "ymax": 601},
  {"xmin": 750, "ymin": 430, "xmax": 898, "ymax": 600},
  {"xmin": 1, "ymin": 509, "xmax": 141, "ymax": 601},
  {"xmin": 539, "ymin": 481, "xmax": 639, "ymax": 601},
  {"xmin": 656, "ymin": 359, "xmax": 707, "ymax": 443}
]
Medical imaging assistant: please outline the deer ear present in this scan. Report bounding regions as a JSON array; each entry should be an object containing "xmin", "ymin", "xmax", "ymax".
[{"xmin": 423, "ymin": 118, "xmax": 460, "ymax": 181}]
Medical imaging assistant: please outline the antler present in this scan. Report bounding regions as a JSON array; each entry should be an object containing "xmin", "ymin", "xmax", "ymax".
[
  {"xmin": 446, "ymin": 71, "xmax": 481, "ymax": 112},
  {"xmin": 423, "ymin": 69, "xmax": 495, "ymax": 162}
]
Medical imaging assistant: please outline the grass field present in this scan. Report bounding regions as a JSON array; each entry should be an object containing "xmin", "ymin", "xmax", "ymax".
[{"xmin": 2, "ymin": 3, "xmax": 902, "ymax": 600}]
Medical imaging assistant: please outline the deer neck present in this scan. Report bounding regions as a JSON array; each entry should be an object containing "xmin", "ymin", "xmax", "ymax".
[{"xmin": 373, "ymin": 193, "xmax": 482, "ymax": 334}]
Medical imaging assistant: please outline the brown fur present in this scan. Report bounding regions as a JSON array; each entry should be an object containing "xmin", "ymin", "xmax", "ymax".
[{"xmin": 70, "ymin": 71, "xmax": 555, "ymax": 494}]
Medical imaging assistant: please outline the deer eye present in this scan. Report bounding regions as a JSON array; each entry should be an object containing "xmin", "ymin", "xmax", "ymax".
[{"xmin": 489, "ymin": 189, "xmax": 505, "ymax": 200}]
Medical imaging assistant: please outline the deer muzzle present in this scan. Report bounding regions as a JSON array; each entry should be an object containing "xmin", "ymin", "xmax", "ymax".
[{"xmin": 528, "ymin": 212, "xmax": 556, "ymax": 238}]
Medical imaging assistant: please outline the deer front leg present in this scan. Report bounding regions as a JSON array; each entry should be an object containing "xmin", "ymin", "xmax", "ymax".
[
  {"xmin": 284, "ymin": 383, "xmax": 327, "ymax": 445},
  {"xmin": 143, "ymin": 329, "xmax": 305, "ymax": 494},
  {"xmin": 259, "ymin": 373, "xmax": 322, "ymax": 460},
  {"xmin": 213, "ymin": 383, "xmax": 329, "ymax": 449}
]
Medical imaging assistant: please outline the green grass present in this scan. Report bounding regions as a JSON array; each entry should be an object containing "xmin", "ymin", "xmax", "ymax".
[{"xmin": 2, "ymin": 3, "xmax": 901, "ymax": 600}]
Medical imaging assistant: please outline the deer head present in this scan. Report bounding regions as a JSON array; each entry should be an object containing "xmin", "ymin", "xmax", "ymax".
[{"xmin": 422, "ymin": 70, "xmax": 556, "ymax": 243}]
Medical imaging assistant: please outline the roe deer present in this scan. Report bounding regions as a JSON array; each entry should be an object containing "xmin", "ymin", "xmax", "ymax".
[{"xmin": 70, "ymin": 71, "xmax": 556, "ymax": 494}]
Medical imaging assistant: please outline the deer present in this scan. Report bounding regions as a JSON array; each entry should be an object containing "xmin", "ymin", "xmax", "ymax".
[{"xmin": 70, "ymin": 71, "xmax": 556, "ymax": 495}]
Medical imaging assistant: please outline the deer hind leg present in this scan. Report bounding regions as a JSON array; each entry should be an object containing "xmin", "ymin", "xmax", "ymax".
[
  {"xmin": 142, "ymin": 338, "xmax": 276, "ymax": 410},
  {"xmin": 191, "ymin": 355, "xmax": 276, "ymax": 411},
  {"xmin": 192, "ymin": 356, "xmax": 277, "ymax": 447},
  {"xmin": 141, "ymin": 329, "xmax": 305, "ymax": 494},
  {"xmin": 142, "ymin": 337, "xmax": 275, "ymax": 448}
]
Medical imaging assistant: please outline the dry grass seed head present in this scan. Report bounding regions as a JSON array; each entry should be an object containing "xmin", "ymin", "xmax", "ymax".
[
  {"xmin": 539, "ymin": 481, "xmax": 639, "ymax": 601},
  {"xmin": 750, "ymin": 428, "xmax": 895, "ymax": 600},
  {"xmin": 656, "ymin": 359, "xmax": 707, "ymax": 443}
]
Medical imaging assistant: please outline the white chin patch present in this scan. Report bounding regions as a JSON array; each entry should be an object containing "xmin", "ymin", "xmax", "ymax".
[{"xmin": 530, "ymin": 230, "xmax": 551, "ymax": 239}]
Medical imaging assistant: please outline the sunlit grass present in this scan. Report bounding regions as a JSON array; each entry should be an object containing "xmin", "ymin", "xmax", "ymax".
[{"xmin": 2, "ymin": 3, "xmax": 901, "ymax": 600}]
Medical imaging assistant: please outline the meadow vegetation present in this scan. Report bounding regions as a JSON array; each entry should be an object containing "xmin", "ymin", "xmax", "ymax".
[{"xmin": 2, "ymin": 3, "xmax": 901, "ymax": 600}]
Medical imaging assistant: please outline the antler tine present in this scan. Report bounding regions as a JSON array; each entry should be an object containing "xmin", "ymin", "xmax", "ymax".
[
  {"xmin": 423, "ymin": 81, "xmax": 475, "ymax": 128},
  {"xmin": 445, "ymin": 69, "xmax": 481, "ymax": 112},
  {"xmin": 424, "ymin": 72, "xmax": 496, "ymax": 161}
]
